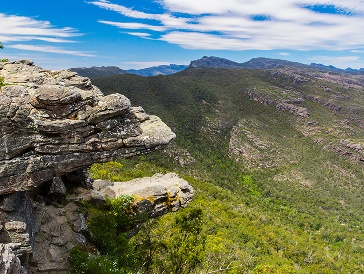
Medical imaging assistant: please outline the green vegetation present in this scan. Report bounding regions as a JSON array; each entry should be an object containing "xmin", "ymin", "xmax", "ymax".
[
  {"xmin": 70, "ymin": 182, "xmax": 205, "ymax": 274},
  {"xmin": 0, "ymin": 42, "xmax": 3, "ymax": 49},
  {"xmin": 84, "ymin": 68, "xmax": 364, "ymax": 272},
  {"xmin": 0, "ymin": 76, "xmax": 5, "ymax": 88}
]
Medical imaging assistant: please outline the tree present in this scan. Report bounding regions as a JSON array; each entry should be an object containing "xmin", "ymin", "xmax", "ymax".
[
  {"xmin": 0, "ymin": 42, "xmax": 3, "ymax": 49},
  {"xmin": 159, "ymin": 208, "xmax": 206, "ymax": 274}
]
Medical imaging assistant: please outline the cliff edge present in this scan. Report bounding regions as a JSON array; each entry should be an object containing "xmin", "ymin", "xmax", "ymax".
[{"xmin": 0, "ymin": 60, "xmax": 191, "ymax": 273}]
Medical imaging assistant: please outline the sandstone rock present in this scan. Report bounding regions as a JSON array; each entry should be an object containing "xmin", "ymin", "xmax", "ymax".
[
  {"xmin": 0, "ymin": 60, "xmax": 176, "ymax": 195},
  {"xmin": 0, "ymin": 244, "xmax": 27, "ymax": 274},
  {"xmin": 0, "ymin": 192, "xmax": 34, "ymax": 257},
  {"xmin": 49, "ymin": 177, "xmax": 67, "ymax": 196},
  {"xmin": 100, "ymin": 173, "xmax": 194, "ymax": 217},
  {"xmin": 29, "ymin": 202, "xmax": 86, "ymax": 274},
  {"xmin": 73, "ymin": 173, "xmax": 194, "ymax": 218}
]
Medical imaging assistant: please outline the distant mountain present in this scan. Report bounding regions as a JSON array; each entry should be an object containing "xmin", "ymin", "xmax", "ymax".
[
  {"xmin": 70, "ymin": 57, "xmax": 364, "ymax": 79},
  {"xmin": 69, "ymin": 66, "xmax": 127, "ymax": 79},
  {"xmin": 189, "ymin": 56, "xmax": 244, "ymax": 68},
  {"xmin": 126, "ymin": 64, "xmax": 187, "ymax": 76},
  {"xmin": 188, "ymin": 56, "xmax": 305, "ymax": 69},
  {"xmin": 243, "ymin": 57, "xmax": 307, "ymax": 69},
  {"xmin": 189, "ymin": 56, "xmax": 364, "ymax": 74}
]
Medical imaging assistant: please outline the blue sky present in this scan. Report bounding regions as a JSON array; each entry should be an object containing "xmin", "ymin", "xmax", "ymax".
[{"xmin": 1, "ymin": 0, "xmax": 364, "ymax": 70}]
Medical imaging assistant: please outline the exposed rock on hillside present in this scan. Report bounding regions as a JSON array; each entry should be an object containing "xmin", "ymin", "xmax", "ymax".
[
  {"xmin": 0, "ymin": 60, "xmax": 180, "ymax": 273},
  {"xmin": 0, "ymin": 60, "xmax": 175, "ymax": 195},
  {"xmin": 276, "ymin": 102, "xmax": 309, "ymax": 117},
  {"xmin": 72, "ymin": 173, "xmax": 194, "ymax": 218}
]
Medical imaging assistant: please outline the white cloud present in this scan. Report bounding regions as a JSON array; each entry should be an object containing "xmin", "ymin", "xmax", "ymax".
[
  {"xmin": 279, "ymin": 52, "xmax": 290, "ymax": 56},
  {"xmin": 99, "ymin": 20, "xmax": 167, "ymax": 32},
  {"xmin": 88, "ymin": 0, "xmax": 161, "ymax": 19},
  {"xmin": 0, "ymin": 13, "xmax": 79, "ymax": 42},
  {"xmin": 8, "ymin": 44, "xmax": 96, "ymax": 57},
  {"xmin": 0, "ymin": 13, "xmax": 91, "ymax": 58},
  {"xmin": 126, "ymin": 32, "xmax": 151, "ymax": 38},
  {"xmin": 91, "ymin": 0, "xmax": 364, "ymax": 52}
]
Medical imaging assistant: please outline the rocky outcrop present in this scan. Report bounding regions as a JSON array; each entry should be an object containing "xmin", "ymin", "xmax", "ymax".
[
  {"xmin": 276, "ymin": 102, "xmax": 309, "ymax": 117},
  {"xmin": 71, "ymin": 172, "xmax": 194, "ymax": 217},
  {"xmin": 0, "ymin": 60, "xmax": 179, "ymax": 273},
  {"xmin": 98, "ymin": 173, "xmax": 194, "ymax": 217},
  {"xmin": 245, "ymin": 90, "xmax": 275, "ymax": 105},
  {"xmin": 306, "ymin": 95, "xmax": 342, "ymax": 113},
  {"xmin": 0, "ymin": 60, "xmax": 175, "ymax": 195}
]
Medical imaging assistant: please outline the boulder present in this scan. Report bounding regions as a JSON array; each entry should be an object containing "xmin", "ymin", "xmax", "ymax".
[{"xmin": 70, "ymin": 173, "xmax": 194, "ymax": 218}]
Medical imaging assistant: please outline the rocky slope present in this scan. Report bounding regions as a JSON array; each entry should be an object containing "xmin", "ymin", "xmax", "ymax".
[{"xmin": 0, "ymin": 60, "xmax": 192, "ymax": 273}]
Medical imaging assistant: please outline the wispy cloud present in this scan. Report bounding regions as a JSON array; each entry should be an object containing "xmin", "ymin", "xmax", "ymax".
[
  {"xmin": 0, "ymin": 13, "xmax": 93, "ymax": 58},
  {"xmin": 8, "ymin": 44, "xmax": 95, "ymax": 57},
  {"xmin": 126, "ymin": 32, "xmax": 151, "ymax": 38},
  {"xmin": 99, "ymin": 20, "xmax": 167, "ymax": 32},
  {"xmin": 90, "ymin": 0, "xmax": 364, "ymax": 52},
  {"xmin": 0, "ymin": 13, "xmax": 79, "ymax": 42},
  {"xmin": 88, "ymin": 0, "xmax": 161, "ymax": 19}
]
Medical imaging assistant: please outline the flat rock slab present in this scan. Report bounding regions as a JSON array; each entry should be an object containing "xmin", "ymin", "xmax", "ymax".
[{"xmin": 94, "ymin": 173, "xmax": 194, "ymax": 216}]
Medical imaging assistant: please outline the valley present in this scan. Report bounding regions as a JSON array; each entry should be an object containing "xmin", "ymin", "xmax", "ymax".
[{"xmin": 91, "ymin": 62, "xmax": 364, "ymax": 273}]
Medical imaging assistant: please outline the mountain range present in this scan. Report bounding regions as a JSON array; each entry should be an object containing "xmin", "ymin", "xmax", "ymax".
[{"xmin": 70, "ymin": 56, "xmax": 364, "ymax": 79}]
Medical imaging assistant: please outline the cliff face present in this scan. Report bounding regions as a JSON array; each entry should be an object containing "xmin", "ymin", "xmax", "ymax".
[
  {"xmin": 0, "ymin": 60, "xmax": 175, "ymax": 195},
  {"xmin": 0, "ymin": 60, "xmax": 190, "ymax": 273}
]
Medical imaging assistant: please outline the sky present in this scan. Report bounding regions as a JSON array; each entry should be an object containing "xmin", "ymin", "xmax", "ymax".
[{"xmin": 1, "ymin": 0, "xmax": 364, "ymax": 70}]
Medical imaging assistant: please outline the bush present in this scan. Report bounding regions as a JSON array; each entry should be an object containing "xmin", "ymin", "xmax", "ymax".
[{"xmin": 69, "ymin": 246, "xmax": 127, "ymax": 274}]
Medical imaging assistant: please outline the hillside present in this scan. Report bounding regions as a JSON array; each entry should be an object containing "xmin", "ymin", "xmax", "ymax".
[
  {"xmin": 69, "ymin": 65, "xmax": 127, "ymax": 78},
  {"xmin": 93, "ymin": 65, "xmax": 364, "ymax": 272}
]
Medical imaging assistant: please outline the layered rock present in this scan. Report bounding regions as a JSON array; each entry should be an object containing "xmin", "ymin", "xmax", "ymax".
[
  {"xmin": 0, "ymin": 60, "xmax": 180, "ymax": 273},
  {"xmin": 96, "ymin": 173, "xmax": 194, "ymax": 217},
  {"xmin": 0, "ymin": 60, "xmax": 176, "ymax": 195}
]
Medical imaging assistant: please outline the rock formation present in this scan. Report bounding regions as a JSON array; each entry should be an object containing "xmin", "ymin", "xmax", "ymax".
[
  {"xmin": 0, "ymin": 60, "xmax": 175, "ymax": 195},
  {"xmin": 95, "ymin": 173, "xmax": 194, "ymax": 217},
  {"xmin": 0, "ymin": 60, "xmax": 190, "ymax": 273}
]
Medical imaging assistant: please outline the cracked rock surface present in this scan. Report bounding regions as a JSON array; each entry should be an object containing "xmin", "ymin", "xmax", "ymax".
[
  {"xmin": 0, "ymin": 60, "xmax": 176, "ymax": 195},
  {"xmin": 0, "ymin": 60, "xmax": 177, "ymax": 273}
]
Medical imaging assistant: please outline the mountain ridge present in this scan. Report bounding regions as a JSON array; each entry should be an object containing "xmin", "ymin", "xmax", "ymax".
[
  {"xmin": 70, "ymin": 56, "xmax": 364, "ymax": 79},
  {"xmin": 189, "ymin": 56, "xmax": 364, "ymax": 73}
]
